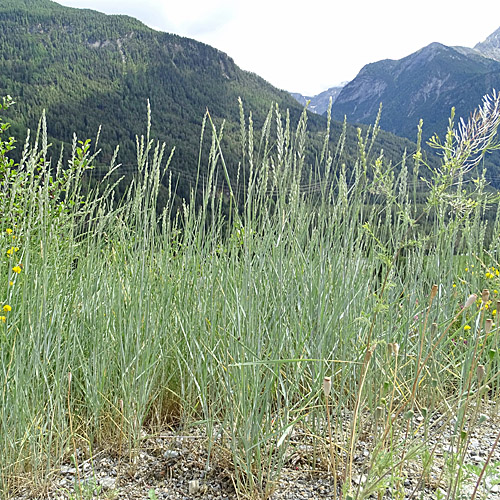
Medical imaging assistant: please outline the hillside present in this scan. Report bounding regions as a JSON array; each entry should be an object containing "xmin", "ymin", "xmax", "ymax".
[
  {"xmin": 0, "ymin": 0, "xmax": 421, "ymax": 202},
  {"xmin": 0, "ymin": 0, "xmax": 300, "ymax": 182}
]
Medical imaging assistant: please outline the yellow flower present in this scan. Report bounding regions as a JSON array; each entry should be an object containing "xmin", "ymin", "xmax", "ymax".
[
  {"xmin": 3, "ymin": 305, "xmax": 11, "ymax": 312},
  {"xmin": 494, "ymin": 290, "xmax": 499, "ymax": 295},
  {"xmin": 464, "ymin": 325, "xmax": 471, "ymax": 331},
  {"xmin": 493, "ymin": 309, "xmax": 497, "ymax": 316},
  {"xmin": 12, "ymin": 266, "xmax": 21, "ymax": 274},
  {"xmin": 6, "ymin": 228, "xmax": 12, "ymax": 235},
  {"xmin": 6, "ymin": 247, "xmax": 19, "ymax": 256},
  {"xmin": 9, "ymin": 281, "xmax": 13, "ymax": 286},
  {"xmin": 465, "ymin": 267, "xmax": 469, "ymax": 272},
  {"xmin": 0, "ymin": 316, "xmax": 5, "ymax": 323},
  {"xmin": 486, "ymin": 272, "xmax": 493, "ymax": 279},
  {"xmin": 452, "ymin": 283, "xmax": 457, "ymax": 288}
]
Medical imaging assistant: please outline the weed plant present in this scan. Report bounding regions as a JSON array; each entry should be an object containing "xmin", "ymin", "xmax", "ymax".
[{"xmin": 1, "ymin": 92, "xmax": 500, "ymax": 499}]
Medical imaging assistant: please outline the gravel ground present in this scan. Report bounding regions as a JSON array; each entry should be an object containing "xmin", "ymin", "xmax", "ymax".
[{"xmin": 9, "ymin": 402, "xmax": 500, "ymax": 500}]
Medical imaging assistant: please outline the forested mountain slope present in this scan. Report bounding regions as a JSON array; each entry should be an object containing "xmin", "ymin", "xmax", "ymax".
[{"xmin": 0, "ymin": 0, "xmax": 422, "ymax": 200}]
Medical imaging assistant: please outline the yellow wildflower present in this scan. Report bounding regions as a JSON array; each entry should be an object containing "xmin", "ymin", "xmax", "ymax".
[
  {"xmin": 452, "ymin": 283, "xmax": 457, "ymax": 288},
  {"xmin": 464, "ymin": 325, "xmax": 471, "ymax": 331},
  {"xmin": 465, "ymin": 267, "xmax": 469, "ymax": 272},
  {"xmin": 12, "ymin": 266, "xmax": 21, "ymax": 274},
  {"xmin": 0, "ymin": 316, "xmax": 5, "ymax": 323},
  {"xmin": 6, "ymin": 247, "xmax": 19, "ymax": 256},
  {"xmin": 3, "ymin": 305, "xmax": 11, "ymax": 312},
  {"xmin": 493, "ymin": 309, "xmax": 497, "ymax": 316},
  {"xmin": 6, "ymin": 228, "xmax": 12, "ymax": 235}
]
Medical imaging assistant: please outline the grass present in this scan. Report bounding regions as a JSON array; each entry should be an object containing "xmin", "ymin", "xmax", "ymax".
[{"xmin": 1, "ymin": 93, "xmax": 500, "ymax": 499}]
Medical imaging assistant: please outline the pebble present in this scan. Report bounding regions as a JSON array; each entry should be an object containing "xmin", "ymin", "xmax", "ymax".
[
  {"xmin": 8, "ymin": 404, "xmax": 500, "ymax": 500},
  {"xmin": 189, "ymin": 479, "xmax": 201, "ymax": 495},
  {"xmin": 100, "ymin": 476, "xmax": 116, "ymax": 490}
]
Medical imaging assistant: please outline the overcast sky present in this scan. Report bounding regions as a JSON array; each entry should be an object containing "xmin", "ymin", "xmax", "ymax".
[{"xmin": 56, "ymin": 0, "xmax": 500, "ymax": 96}]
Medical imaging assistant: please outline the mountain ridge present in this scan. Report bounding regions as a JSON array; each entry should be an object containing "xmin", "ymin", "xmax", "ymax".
[{"xmin": 474, "ymin": 26, "xmax": 500, "ymax": 62}]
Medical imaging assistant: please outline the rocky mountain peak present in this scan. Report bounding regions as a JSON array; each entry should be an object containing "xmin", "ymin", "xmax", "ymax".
[
  {"xmin": 474, "ymin": 26, "xmax": 500, "ymax": 62},
  {"xmin": 331, "ymin": 27, "xmax": 500, "ymax": 142}
]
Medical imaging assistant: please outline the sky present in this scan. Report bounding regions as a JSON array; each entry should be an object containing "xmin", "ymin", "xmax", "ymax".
[{"xmin": 56, "ymin": 0, "xmax": 500, "ymax": 96}]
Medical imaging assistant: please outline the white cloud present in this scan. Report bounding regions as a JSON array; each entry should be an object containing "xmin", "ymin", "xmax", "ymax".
[{"xmin": 157, "ymin": 0, "xmax": 238, "ymax": 35}]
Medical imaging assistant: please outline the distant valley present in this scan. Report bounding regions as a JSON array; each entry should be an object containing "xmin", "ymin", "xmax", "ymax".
[{"xmin": 290, "ymin": 84, "xmax": 346, "ymax": 115}]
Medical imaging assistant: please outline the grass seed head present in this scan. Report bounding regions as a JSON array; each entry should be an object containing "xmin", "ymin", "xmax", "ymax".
[
  {"xmin": 465, "ymin": 294, "xmax": 478, "ymax": 308},
  {"xmin": 430, "ymin": 284, "xmax": 438, "ymax": 299},
  {"xmin": 387, "ymin": 342, "xmax": 399, "ymax": 356},
  {"xmin": 323, "ymin": 376, "xmax": 332, "ymax": 397},
  {"xmin": 387, "ymin": 343, "xmax": 393, "ymax": 356},
  {"xmin": 485, "ymin": 319, "xmax": 493, "ymax": 334},
  {"xmin": 482, "ymin": 289, "xmax": 490, "ymax": 304},
  {"xmin": 391, "ymin": 342, "xmax": 400, "ymax": 356},
  {"xmin": 476, "ymin": 364, "xmax": 486, "ymax": 383},
  {"xmin": 363, "ymin": 344, "xmax": 376, "ymax": 364}
]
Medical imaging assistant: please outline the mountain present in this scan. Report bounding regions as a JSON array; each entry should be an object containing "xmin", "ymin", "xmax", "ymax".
[
  {"xmin": 332, "ymin": 31, "xmax": 500, "ymax": 146},
  {"xmin": 0, "ymin": 0, "xmax": 421, "ymax": 203},
  {"xmin": 291, "ymin": 84, "xmax": 345, "ymax": 114},
  {"xmin": 474, "ymin": 26, "xmax": 500, "ymax": 62}
]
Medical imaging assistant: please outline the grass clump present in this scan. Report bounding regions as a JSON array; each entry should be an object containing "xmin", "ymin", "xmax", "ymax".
[{"xmin": 1, "ymin": 92, "xmax": 500, "ymax": 499}]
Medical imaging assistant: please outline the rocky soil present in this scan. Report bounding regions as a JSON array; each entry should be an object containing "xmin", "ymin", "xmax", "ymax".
[{"xmin": 9, "ymin": 403, "xmax": 500, "ymax": 500}]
